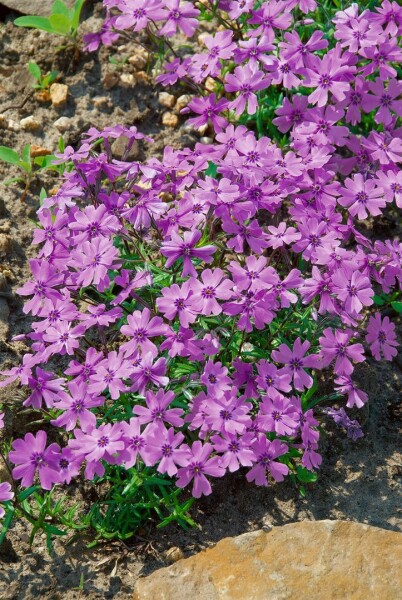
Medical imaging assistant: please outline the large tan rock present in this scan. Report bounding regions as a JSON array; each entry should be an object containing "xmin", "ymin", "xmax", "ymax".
[
  {"xmin": 0, "ymin": 0, "xmax": 74, "ymax": 16},
  {"xmin": 134, "ymin": 520, "xmax": 402, "ymax": 600}
]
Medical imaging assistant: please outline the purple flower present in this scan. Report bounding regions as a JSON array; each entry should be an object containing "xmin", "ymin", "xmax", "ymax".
[
  {"xmin": 133, "ymin": 389, "xmax": 184, "ymax": 428},
  {"xmin": 9, "ymin": 431, "xmax": 61, "ymax": 489},
  {"xmin": 246, "ymin": 436, "xmax": 289, "ymax": 487},
  {"xmin": 161, "ymin": 229, "xmax": 216, "ymax": 277},
  {"xmin": 256, "ymin": 360, "xmax": 292, "ymax": 396},
  {"xmin": 338, "ymin": 174, "xmax": 385, "ymax": 219},
  {"xmin": 143, "ymin": 425, "xmax": 186, "ymax": 476},
  {"xmin": 175, "ymin": 441, "xmax": 225, "ymax": 498},
  {"xmin": 318, "ymin": 328, "xmax": 365, "ymax": 375},
  {"xmin": 69, "ymin": 237, "xmax": 120, "ymax": 288},
  {"xmin": 190, "ymin": 268, "xmax": 234, "ymax": 316},
  {"xmin": 120, "ymin": 418, "xmax": 151, "ymax": 469},
  {"xmin": 51, "ymin": 381, "xmax": 104, "ymax": 432},
  {"xmin": 69, "ymin": 423, "xmax": 124, "ymax": 464},
  {"xmin": 302, "ymin": 46, "xmax": 354, "ymax": 107},
  {"xmin": 272, "ymin": 338, "xmax": 320, "ymax": 391},
  {"xmin": 366, "ymin": 313, "xmax": 399, "ymax": 361},
  {"xmin": 159, "ymin": 0, "xmax": 200, "ymax": 37},
  {"xmin": 88, "ymin": 350, "xmax": 132, "ymax": 399},
  {"xmin": 156, "ymin": 281, "xmax": 200, "ymax": 327},
  {"xmin": 0, "ymin": 482, "xmax": 14, "ymax": 518},
  {"xmin": 24, "ymin": 368, "xmax": 69, "ymax": 409},
  {"xmin": 332, "ymin": 270, "xmax": 373, "ymax": 314},
  {"xmin": 334, "ymin": 376, "xmax": 368, "ymax": 409},
  {"xmin": 120, "ymin": 307, "xmax": 169, "ymax": 358},
  {"xmin": 225, "ymin": 64, "xmax": 270, "ymax": 116},
  {"xmin": 211, "ymin": 432, "xmax": 255, "ymax": 473},
  {"xmin": 114, "ymin": 0, "xmax": 167, "ymax": 31},
  {"xmin": 258, "ymin": 393, "xmax": 299, "ymax": 436},
  {"xmin": 184, "ymin": 94, "xmax": 229, "ymax": 133},
  {"xmin": 17, "ymin": 259, "xmax": 63, "ymax": 316},
  {"xmin": 130, "ymin": 353, "xmax": 169, "ymax": 395}
]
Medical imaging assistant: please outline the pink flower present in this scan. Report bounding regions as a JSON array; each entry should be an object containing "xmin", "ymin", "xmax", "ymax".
[
  {"xmin": 334, "ymin": 376, "xmax": 368, "ymax": 409},
  {"xmin": 225, "ymin": 64, "xmax": 270, "ymax": 116},
  {"xmin": 190, "ymin": 268, "xmax": 234, "ymax": 316},
  {"xmin": 246, "ymin": 436, "xmax": 289, "ymax": 487},
  {"xmin": 161, "ymin": 229, "xmax": 215, "ymax": 277},
  {"xmin": 332, "ymin": 270, "xmax": 373, "ymax": 314},
  {"xmin": 366, "ymin": 314, "xmax": 399, "ymax": 361},
  {"xmin": 211, "ymin": 432, "xmax": 255, "ymax": 473},
  {"xmin": 130, "ymin": 353, "xmax": 169, "ymax": 395},
  {"xmin": 0, "ymin": 482, "xmax": 14, "ymax": 518},
  {"xmin": 272, "ymin": 338, "xmax": 320, "ymax": 391},
  {"xmin": 302, "ymin": 46, "xmax": 354, "ymax": 106},
  {"xmin": 9, "ymin": 431, "xmax": 61, "ymax": 489},
  {"xmin": 157, "ymin": 281, "xmax": 200, "ymax": 327},
  {"xmin": 120, "ymin": 307, "xmax": 169, "ymax": 358},
  {"xmin": 133, "ymin": 390, "xmax": 184, "ymax": 428},
  {"xmin": 318, "ymin": 328, "xmax": 365, "ymax": 375},
  {"xmin": 175, "ymin": 441, "xmax": 225, "ymax": 498},
  {"xmin": 258, "ymin": 393, "xmax": 299, "ymax": 436},
  {"xmin": 338, "ymin": 174, "xmax": 386, "ymax": 219}
]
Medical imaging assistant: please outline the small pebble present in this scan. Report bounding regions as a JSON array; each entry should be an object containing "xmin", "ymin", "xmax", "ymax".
[
  {"xmin": 53, "ymin": 116, "xmax": 71, "ymax": 132},
  {"xmin": 128, "ymin": 52, "xmax": 148, "ymax": 70},
  {"xmin": 20, "ymin": 116, "xmax": 41, "ymax": 131},
  {"xmin": 7, "ymin": 119, "xmax": 20, "ymax": 132},
  {"xmin": 30, "ymin": 145, "xmax": 52, "ymax": 158},
  {"xmin": 50, "ymin": 83, "xmax": 68, "ymax": 108},
  {"xmin": 162, "ymin": 112, "xmax": 179, "ymax": 128},
  {"xmin": 164, "ymin": 547, "xmax": 184, "ymax": 564},
  {"xmin": 92, "ymin": 95, "xmax": 109, "ymax": 109},
  {"xmin": 0, "ymin": 234, "xmax": 12, "ymax": 256},
  {"xmin": 174, "ymin": 94, "xmax": 192, "ymax": 113},
  {"xmin": 200, "ymin": 136, "xmax": 213, "ymax": 144},
  {"xmin": 120, "ymin": 73, "xmax": 135, "ymax": 85},
  {"xmin": 111, "ymin": 137, "xmax": 139, "ymax": 160},
  {"xmin": 102, "ymin": 71, "xmax": 119, "ymax": 90},
  {"xmin": 158, "ymin": 92, "xmax": 176, "ymax": 109}
]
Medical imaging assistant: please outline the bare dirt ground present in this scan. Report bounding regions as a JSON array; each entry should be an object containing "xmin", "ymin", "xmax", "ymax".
[{"xmin": 0, "ymin": 2, "xmax": 401, "ymax": 598}]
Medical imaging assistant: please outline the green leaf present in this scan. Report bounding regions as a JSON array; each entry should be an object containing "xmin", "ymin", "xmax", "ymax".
[
  {"xmin": 71, "ymin": 0, "xmax": 85, "ymax": 32},
  {"xmin": 14, "ymin": 16, "xmax": 57, "ymax": 34},
  {"xmin": 58, "ymin": 136, "xmax": 65, "ymax": 153},
  {"xmin": 0, "ymin": 505, "xmax": 15, "ymax": 545},
  {"xmin": 205, "ymin": 161, "xmax": 218, "ymax": 177},
  {"xmin": 22, "ymin": 144, "xmax": 31, "ymax": 164},
  {"xmin": 391, "ymin": 301, "xmax": 402, "ymax": 313},
  {"xmin": 0, "ymin": 146, "xmax": 20, "ymax": 164},
  {"xmin": 18, "ymin": 485, "xmax": 41, "ymax": 502},
  {"xmin": 296, "ymin": 466, "xmax": 318, "ymax": 483},
  {"xmin": 49, "ymin": 13, "xmax": 71, "ymax": 34},
  {"xmin": 52, "ymin": 0, "xmax": 70, "ymax": 16},
  {"xmin": 28, "ymin": 61, "xmax": 42, "ymax": 81},
  {"xmin": 373, "ymin": 294, "xmax": 386, "ymax": 306}
]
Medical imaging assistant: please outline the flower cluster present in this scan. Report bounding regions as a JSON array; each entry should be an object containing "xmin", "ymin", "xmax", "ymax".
[{"xmin": 0, "ymin": 0, "xmax": 401, "ymax": 526}]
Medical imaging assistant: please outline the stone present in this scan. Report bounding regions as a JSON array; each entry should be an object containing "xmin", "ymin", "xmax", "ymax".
[
  {"xmin": 7, "ymin": 119, "xmax": 20, "ymax": 132},
  {"xmin": 19, "ymin": 115, "xmax": 41, "ymax": 131},
  {"xmin": 30, "ymin": 145, "xmax": 51, "ymax": 158},
  {"xmin": 133, "ymin": 521, "xmax": 402, "ymax": 600},
  {"xmin": 102, "ymin": 71, "xmax": 120, "ymax": 90},
  {"xmin": 0, "ymin": 297, "xmax": 9, "ymax": 341},
  {"xmin": 174, "ymin": 94, "xmax": 192, "ymax": 113},
  {"xmin": 120, "ymin": 73, "xmax": 135, "ymax": 86},
  {"xmin": 53, "ymin": 116, "xmax": 71, "ymax": 133},
  {"xmin": 34, "ymin": 90, "xmax": 51, "ymax": 103},
  {"xmin": 158, "ymin": 92, "xmax": 176, "ymax": 109},
  {"xmin": 50, "ymin": 83, "xmax": 68, "ymax": 108},
  {"xmin": 163, "ymin": 547, "xmax": 184, "ymax": 564},
  {"xmin": 162, "ymin": 112, "xmax": 178, "ymax": 128},
  {"xmin": 0, "ymin": 234, "xmax": 12, "ymax": 256},
  {"xmin": 92, "ymin": 96, "xmax": 110, "ymax": 110},
  {"xmin": 111, "ymin": 137, "xmax": 139, "ymax": 161},
  {"xmin": 0, "ymin": 115, "xmax": 7, "ymax": 129},
  {"xmin": 128, "ymin": 51, "xmax": 148, "ymax": 70},
  {"xmin": 0, "ymin": 0, "xmax": 74, "ymax": 16}
]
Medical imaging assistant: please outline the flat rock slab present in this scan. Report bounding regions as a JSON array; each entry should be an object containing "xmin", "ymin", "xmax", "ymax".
[
  {"xmin": 134, "ymin": 520, "xmax": 402, "ymax": 600},
  {"xmin": 0, "ymin": 0, "xmax": 75, "ymax": 16}
]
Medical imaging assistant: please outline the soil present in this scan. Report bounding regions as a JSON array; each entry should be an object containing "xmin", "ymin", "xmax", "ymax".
[{"xmin": 0, "ymin": 2, "xmax": 401, "ymax": 599}]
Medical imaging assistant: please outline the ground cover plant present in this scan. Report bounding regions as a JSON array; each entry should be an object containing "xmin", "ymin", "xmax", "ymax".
[{"xmin": 0, "ymin": 0, "xmax": 401, "ymax": 550}]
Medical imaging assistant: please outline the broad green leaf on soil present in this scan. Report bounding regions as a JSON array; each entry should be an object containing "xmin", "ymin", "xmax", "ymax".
[
  {"xmin": 0, "ymin": 146, "xmax": 20, "ymax": 164},
  {"xmin": 52, "ymin": 0, "xmax": 70, "ymax": 16},
  {"xmin": 28, "ymin": 61, "xmax": 41, "ymax": 81},
  {"xmin": 71, "ymin": 0, "xmax": 86, "ymax": 31},
  {"xmin": 22, "ymin": 144, "xmax": 31, "ymax": 164},
  {"xmin": 49, "ymin": 13, "xmax": 71, "ymax": 34},
  {"xmin": 14, "ymin": 16, "xmax": 56, "ymax": 34}
]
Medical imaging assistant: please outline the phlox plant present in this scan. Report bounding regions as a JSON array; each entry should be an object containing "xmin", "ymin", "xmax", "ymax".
[{"xmin": 0, "ymin": 0, "xmax": 401, "ymax": 549}]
